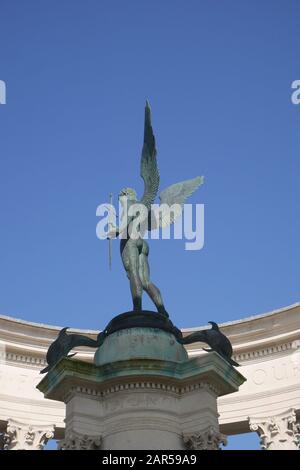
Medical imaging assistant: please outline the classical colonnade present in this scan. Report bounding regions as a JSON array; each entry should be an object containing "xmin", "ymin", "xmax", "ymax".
[{"xmin": 0, "ymin": 303, "xmax": 299, "ymax": 450}]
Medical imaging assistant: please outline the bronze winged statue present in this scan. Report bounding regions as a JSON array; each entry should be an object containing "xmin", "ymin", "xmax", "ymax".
[
  {"xmin": 107, "ymin": 102, "xmax": 204, "ymax": 316},
  {"xmin": 39, "ymin": 104, "xmax": 242, "ymax": 376}
]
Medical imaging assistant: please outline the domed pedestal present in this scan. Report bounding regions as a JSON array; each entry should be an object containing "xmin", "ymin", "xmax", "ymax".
[
  {"xmin": 37, "ymin": 312, "xmax": 246, "ymax": 450},
  {"xmin": 94, "ymin": 327, "xmax": 188, "ymax": 365}
]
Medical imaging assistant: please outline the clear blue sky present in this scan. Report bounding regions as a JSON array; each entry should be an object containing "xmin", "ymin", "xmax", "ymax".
[
  {"xmin": 1, "ymin": 1, "xmax": 299, "ymax": 329},
  {"xmin": 2, "ymin": 0, "xmax": 298, "ymax": 450}
]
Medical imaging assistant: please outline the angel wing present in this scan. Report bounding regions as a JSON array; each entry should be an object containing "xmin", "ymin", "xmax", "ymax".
[
  {"xmin": 156, "ymin": 176, "xmax": 204, "ymax": 228},
  {"xmin": 140, "ymin": 101, "xmax": 160, "ymax": 210}
]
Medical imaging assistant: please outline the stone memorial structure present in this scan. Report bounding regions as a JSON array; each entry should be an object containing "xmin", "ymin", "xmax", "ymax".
[
  {"xmin": 0, "ymin": 302, "xmax": 299, "ymax": 449},
  {"xmin": 0, "ymin": 104, "xmax": 299, "ymax": 450},
  {"xmin": 37, "ymin": 314, "xmax": 244, "ymax": 450}
]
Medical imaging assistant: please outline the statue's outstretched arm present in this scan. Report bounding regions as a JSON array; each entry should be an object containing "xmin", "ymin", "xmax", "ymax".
[{"xmin": 107, "ymin": 214, "xmax": 135, "ymax": 239}]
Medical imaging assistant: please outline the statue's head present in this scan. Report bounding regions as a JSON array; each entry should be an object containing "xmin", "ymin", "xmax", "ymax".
[{"xmin": 118, "ymin": 188, "xmax": 137, "ymax": 202}]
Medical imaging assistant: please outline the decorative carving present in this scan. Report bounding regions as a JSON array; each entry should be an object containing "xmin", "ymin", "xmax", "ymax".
[
  {"xmin": 58, "ymin": 431, "xmax": 102, "ymax": 450},
  {"xmin": 0, "ymin": 336, "xmax": 298, "ymax": 369},
  {"xmin": 249, "ymin": 408, "xmax": 300, "ymax": 450},
  {"xmin": 0, "ymin": 432, "xmax": 10, "ymax": 450},
  {"xmin": 69, "ymin": 381, "xmax": 220, "ymax": 399},
  {"xmin": 1, "ymin": 350, "xmax": 47, "ymax": 368},
  {"xmin": 0, "ymin": 419, "xmax": 54, "ymax": 450},
  {"xmin": 183, "ymin": 426, "xmax": 227, "ymax": 450},
  {"xmin": 233, "ymin": 340, "xmax": 296, "ymax": 363}
]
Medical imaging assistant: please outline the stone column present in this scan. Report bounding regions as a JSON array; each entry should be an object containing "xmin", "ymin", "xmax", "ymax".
[
  {"xmin": 0, "ymin": 419, "xmax": 55, "ymax": 450},
  {"xmin": 248, "ymin": 408, "xmax": 300, "ymax": 450}
]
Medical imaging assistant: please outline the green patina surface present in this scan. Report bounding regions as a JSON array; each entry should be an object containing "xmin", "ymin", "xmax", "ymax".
[
  {"xmin": 37, "ymin": 349, "xmax": 246, "ymax": 402},
  {"xmin": 37, "ymin": 327, "xmax": 246, "ymax": 401},
  {"xmin": 94, "ymin": 327, "xmax": 188, "ymax": 366}
]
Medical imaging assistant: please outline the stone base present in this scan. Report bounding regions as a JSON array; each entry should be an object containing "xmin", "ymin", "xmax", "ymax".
[
  {"xmin": 37, "ymin": 320, "xmax": 246, "ymax": 450},
  {"xmin": 37, "ymin": 327, "xmax": 245, "ymax": 450},
  {"xmin": 94, "ymin": 327, "xmax": 188, "ymax": 365}
]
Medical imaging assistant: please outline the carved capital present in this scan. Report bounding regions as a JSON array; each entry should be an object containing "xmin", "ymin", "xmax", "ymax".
[
  {"xmin": 249, "ymin": 408, "xmax": 300, "ymax": 450},
  {"xmin": 58, "ymin": 431, "xmax": 102, "ymax": 450},
  {"xmin": 183, "ymin": 426, "xmax": 227, "ymax": 450},
  {"xmin": 0, "ymin": 419, "xmax": 54, "ymax": 450}
]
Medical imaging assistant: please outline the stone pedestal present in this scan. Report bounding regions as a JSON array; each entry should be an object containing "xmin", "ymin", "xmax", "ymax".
[{"xmin": 37, "ymin": 326, "xmax": 245, "ymax": 450}]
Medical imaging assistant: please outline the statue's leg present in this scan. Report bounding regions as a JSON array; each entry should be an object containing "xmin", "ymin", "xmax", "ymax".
[
  {"xmin": 139, "ymin": 241, "xmax": 169, "ymax": 318},
  {"xmin": 121, "ymin": 240, "xmax": 143, "ymax": 311}
]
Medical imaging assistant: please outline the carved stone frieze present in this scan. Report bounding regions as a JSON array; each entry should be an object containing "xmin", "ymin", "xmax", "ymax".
[
  {"xmin": 58, "ymin": 431, "xmax": 102, "ymax": 450},
  {"xmin": 183, "ymin": 426, "xmax": 227, "ymax": 450}
]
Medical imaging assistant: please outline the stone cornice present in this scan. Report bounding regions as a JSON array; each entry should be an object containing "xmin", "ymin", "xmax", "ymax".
[
  {"xmin": 37, "ymin": 354, "xmax": 244, "ymax": 402},
  {"xmin": 0, "ymin": 349, "xmax": 47, "ymax": 368},
  {"xmin": 218, "ymin": 381, "xmax": 300, "ymax": 406},
  {"xmin": 0, "ymin": 302, "xmax": 299, "ymax": 367},
  {"xmin": 1, "ymin": 339, "xmax": 298, "ymax": 368},
  {"xmin": 232, "ymin": 340, "xmax": 299, "ymax": 363},
  {"xmin": 189, "ymin": 339, "xmax": 300, "ymax": 364},
  {"xmin": 63, "ymin": 380, "xmax": 221, "ymax": 402}
]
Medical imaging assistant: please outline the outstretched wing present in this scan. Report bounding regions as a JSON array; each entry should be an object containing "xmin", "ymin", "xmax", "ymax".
[
  {"xmin": 157, "ymin": 176, "xmax": 204, "ymax": 228},
  {"xmin": 140, "ymin": 101, "xmax": 160, "ymax": 210}
]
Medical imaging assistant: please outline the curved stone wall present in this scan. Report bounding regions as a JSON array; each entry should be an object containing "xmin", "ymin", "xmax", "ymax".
[{"xmin": 0, "ymin": 302, "xmax": 299, "ymax": 449}]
